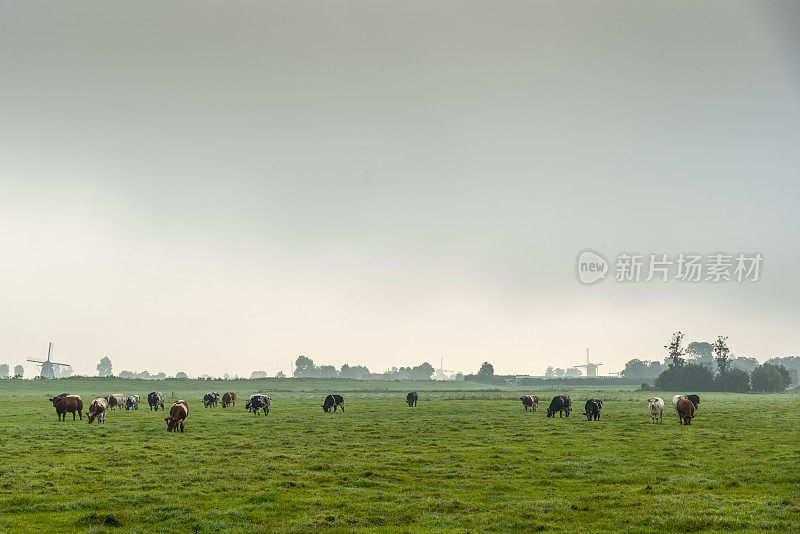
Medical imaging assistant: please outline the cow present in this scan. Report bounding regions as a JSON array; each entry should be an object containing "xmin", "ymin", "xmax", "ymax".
[
  {"xmin": 165, "ymin": 400, "xmax": 189, "ymax": 432},
  {"xmin": 49, "ymin": 395, "xmax": 83, "ymax": 421},
  {"xmin": 125, "ymin": 395, "xmax": 140, "ymax": 410},
  {"xmin": 148, "ymin": 392, "xmax": 165, "ymax": 411},
  {"xmin": 87, "ymin": 398, "xmax": 109, "ymax": 424},
  {"xmin": 245, "ymin": 394, "xmax": 271, "ymax": 415},
  {"xmin": 221, "ymin": 392, "xmax": 236, "ymax": 408},
  {"xmin": 406, "ymin": 392, "xmax": 418, "ymax": 407},
  {"xmin": 203, "ymin": 392, "xmax": 220, "ymax": 408},
  {"xmin": 106, "ymin": 394, "xmax": 126, "ymax": 410},
  {"xmin": 322, "ymin": 394, "xmax": 344, "ymax": 413},
  {"xmin": 676, "ymin": 398, "xmax": 695, "ymax": 425},
  {"xmin": 583, "ymin": 399, "xmax": 603, "ymax": 421},
  {"xmin": 546, "ymin": 395, "xmax": 572, "ymax": 418},
  {"xmin": 520, "ymin": 395, "xmax": 539, "ymax": 412},
  {"xmin": 57, "ymin": 393, "xmax": 70, "ymax": 398},
  {"xmin": 672, "ymin": 394, "xmax": 687, "ymax": 413},
  {"xmin": 647, "ymin": 397, "xmax": 665, "ymax": 423},
  {"xmin": 686, "ymin": 394, "xmax": 700, "ymax": 409}
]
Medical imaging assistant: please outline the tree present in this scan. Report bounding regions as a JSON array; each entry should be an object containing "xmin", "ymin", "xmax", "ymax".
[
  {"xmin": 544, "ymin": 366, "xmax": 555, "ymax": 378},
  {"xmin": 712, "ymin": 336, "xmax": 731, "ymax": 376},
  {"xmin": 713, "ymin": 368, "xmax": 750, "ymax": 393},
  {"xmin": 731, "ymin": 357, "xmax": 759, "ymax": 374},
  {"xmin": 476, "ymin": 362, "xmax": 494, "ymax": 382},
  {"xmin": 686, "ymin": 341, "xmax": 714, "ymax": 369},
  {"xmin": 175, "ymin": 371, "xmax": 188, "ymax": 379},
  {"xmin": 0, "ymin": 364, "xmax": 8, "ymax": 378},
  {"xmin": 96, "ymin": 357, "xmax": 113, "ymax": 377},
  {"xmin": 340, "ymin": 364, "xmax": 371, "ymax": 380},
  {"xmin": 317, "ymin": 365, "xmax": 338, "ymax": 378},
  {"xmin": 412, "ymin": 362, "xmax": 435, "ymax": 380},
  {"xmin": 751, "ymin": 364, "xmax": 791, "ymax": 393},
  {"xmin": 665, "ymin": 331, "xmax": 686, "ymax": 368},
  {"xmin": 654, "ymin": 363, "xmax": 713, "ymax": 391},
  {"xmin": 621, "ymin": 358, "xmax": 660, "ymax": 381},
  {"xmin": 250, "ymin": 370, "xmax": 268, "ymax": 379},
  {"xmin": 14, "ymin": 365, "xmax": 24, "ymax": 378},
  {"xmin": 275, "ymin": 371, "xmax": 286, "ymax": 379},
  {"xmin": 554, "ymin": 368, "xmax": 566, "ymax": 378},
  {"xmin": 565, "ymin": 367, "xmax": 583, "ymax": 378},
  {"xmin": 454, "ymin": 372, "xmax": 464, "ymax": 381},
  {"xmin": 294, "ymin": 355, "xmax": 316, "ymax": 378},
  {"xmin": 764, "ymin": 356, "xmax": 800, "ymax": 386}
]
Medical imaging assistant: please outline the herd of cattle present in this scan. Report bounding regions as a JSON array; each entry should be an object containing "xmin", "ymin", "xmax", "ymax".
[
  {"xmin": 45, "ymin": 390, "xmax": 703, "ymax": 432},
  {"xmin": 520, "ymin": 393, "xmax": 700, "ymax": 424}
]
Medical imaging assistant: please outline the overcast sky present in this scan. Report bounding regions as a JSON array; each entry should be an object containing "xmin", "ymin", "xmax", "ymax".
[{"xmin": 1, "ymin": 1, "xmax": 799, "ymax": 377}]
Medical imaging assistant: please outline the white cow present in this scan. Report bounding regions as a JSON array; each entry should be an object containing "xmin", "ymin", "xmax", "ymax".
[
  {"xmin": 672, "ymin": 394, "xmax": 687, "ymax": 415},
  {"xmin": 647, "ymin": 397, "xmax": 664, "ymax": 423}
]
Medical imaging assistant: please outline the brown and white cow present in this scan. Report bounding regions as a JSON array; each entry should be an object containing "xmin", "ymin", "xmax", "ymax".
[
  {"xmin": 106, "ymin": 394, "xmax": 126, "ymax": 410},
  {"xmin": 165, "ymin": 400, "xmax": 189, "ymax": 432},
  {"xmin": 49, "ymin": 395, "xmax": 83, "ymax": 421},
  {"xmin": 520, "ymin": 395, "xmax": 539, "ymax": 412},
  {"xmin": 221, "ymin": 392, "xmax": 236, "ymax": 408},
  {"xmin": 87, "ymin": 398, "xmax": 109, "ymax": 424},
  {"xmin": 676, "ymin": 398, "xmax": 695, "ymax": 425}
]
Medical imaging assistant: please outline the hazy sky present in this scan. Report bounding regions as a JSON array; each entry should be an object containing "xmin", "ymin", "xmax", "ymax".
[{"xmin": 1, "ymin": 1, "xmax": 799, "ymax": 377}]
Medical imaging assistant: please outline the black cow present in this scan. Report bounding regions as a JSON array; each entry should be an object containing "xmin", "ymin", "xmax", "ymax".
[
  {"xmin": 245, "ymin": 395, "xmax": 271, "ymax": 415},
  {"xmin": 322, "ymin": 394, "xmax": 344, "ymax": 413},
  {"xmin": 406, "ymin": 391, "xmax": 418, "ymax": 407},
  {"xmin": 148, "ymin": 392, "xmax": 165, "ymax": 411},
  {"xmin": 203, "ymin": 392, "xmax": 219, "ymax": 408},
  {"xmin": 57, "ymin": 393, "xmax": 70, "ymax": 398},
  {"xmin": 546, "ymin": 395, "xmax": 572, "ymax": 418},
  {"xmin": 686, "ymin": 394, "xmax": 700, "ymax": 409},
  {"xmin": 583, "ymin": 399, "xmax": 603, "ymax": 421}
]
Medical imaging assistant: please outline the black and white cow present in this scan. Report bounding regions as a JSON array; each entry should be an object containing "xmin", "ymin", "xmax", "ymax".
[
  {"xmin": 148, "ymin": 392, "xmax": 165, "ymax": 411},
  {"xmin": 546, "ymin": 395, "xmax": 572, "ymax": 418},
  {"xmin": 245, "ymin": 394, "xmax": 271, "ymax": 415},
  {"xmin": 686, "ymin": 394, "xmax": 700, "ymax": 409},
  {"xmin": 125, "ymin": 395, "xmax": 140, "ymax": 410},
  {"xmin": 203, "ymin": 392, "xmax": 219, "ymax": 408},
  {"xmin": 583, "ymin": 399, "xmax": 602, "ymax": 421},
  {"xmin": 406, "ymin": 391, "xmax": 418, "ymax": 407},
  {"xmin": 322, "ymin": 394, "xmax": 344, "ymax": 413}
]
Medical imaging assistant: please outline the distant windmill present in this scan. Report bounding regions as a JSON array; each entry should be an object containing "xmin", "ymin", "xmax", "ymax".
[
  {"xmin": 573, "ymin": 348, "xmax": 603, "ymax": 378},
  {"xmin": 27, "ymin": 342, "xmax": 71, "ymax": 379},
  {"xmin": 435, "ymin": 357, "xmax": 455, "ymax": 380}
]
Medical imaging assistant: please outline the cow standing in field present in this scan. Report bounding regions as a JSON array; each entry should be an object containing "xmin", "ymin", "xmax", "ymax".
[
  {"xmin": 647, "ymin": 397, "xmax": 665, "ymax": 423},
  {"xmin": 583, "ymin": 399, "xmax": 603, "ymax": 421},
  {"xmin": 203, "ymin": 392, "xmax": 219, "ymax": 408},
  {"xmin": 245, "ymin": 394, "xmax": 271, "ymax": 415},
  {"xmin": 672, "ymin": 395, "xmax": 687, "ymax": 412},
  {"xmin": 676, "ymin": 398, "xmax": 695, "ymax": 425},
  {"xmin": 322, "ymin": 394, "xmax": 344, "ymax": 413},
  {"xmin": 87, "ymin": 398, "xmax": 109, "ymax": 424},
  {"xmin": 546, "ymin": 395, "xmax": 572, "ymax": 418},
  {"xmin": 221, "ymin": 392, "xmax": 236, "ymax": 408},
  {"xmin": 125, "ymin": 395, "xmax": 140, "ymax": 410},
  {"xmin": 49, "ymin": 395, "xmax": 83, "ymax": 421},
  {"xmin": 148, "ymin": 392, "xmax": 165, "ymax": 411},
  {"xmin": 520, "ymin": 395, "xmax": 539, "ymax": 412},
  {"xmin": 165, "ymin": 400, "xmax": 189, "ymax": 432},
  {"xmin": 406, "ymin": 392, "xmax": 418, "ymax": 407},
  {"xmin": 686, "ymin": 394, "xmax": 700, "ymax": 409},
  {"xmin": 106, "ymin": 394, "xmax": 126, "ymax": 410}
]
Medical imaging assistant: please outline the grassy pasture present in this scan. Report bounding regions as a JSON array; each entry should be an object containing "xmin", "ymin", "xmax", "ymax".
[{"xmin": 0, "ymin": 380, "xmax": 798, "ymax": 533}]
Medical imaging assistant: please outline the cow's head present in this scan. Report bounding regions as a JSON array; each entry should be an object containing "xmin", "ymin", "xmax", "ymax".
[
  {"xmin": 165, "ymin": 417, "xmax": 178, "ymax": 431},
  {"xmin": 48, "ymin": 397, "xmax": 57, "ymax": 405},
  {"xmin": 322, "ymin": 404, "xmax": 329, "ymax": 412},
  {"xmin": 87, "ymin": 412, "xmax": 96, "ymax": 423}
]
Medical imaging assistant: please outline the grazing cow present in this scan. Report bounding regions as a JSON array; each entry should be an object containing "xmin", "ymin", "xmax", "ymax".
[
  {"xmin": 245, "ymin": 394, "xmax": 271, "ymax": 415},
  {"xmin": 203, "ymin": 392, "xmax": 220, "ymax": 408},
  {"xmin": 125, "ymin": 395, "xmax": 140, "ymax": 410},
  {"xmin": 686, "ymin": 394, "xmax": 700, "ymax": 409},
  {"xmin": 546, "ymin": 395, "xmax": 572, "ymax": 418},
  {"xmin": 49, "ymin": 395, "xmax": 83, "ymax": 421},
  {"xmin": 322, "ymin": 394, "xmax": 344, "ymax": 413},
  {"xmin": 406, "ymin": 391, "xmax": 418, "ymax": 407},
  {"xmin": 87, "ymin": 398, "xmax": 109, "ymax": 424},
  {"xmin": 106, "ymin": 394, "xmax": 126, "ymax": 410},
  {"xmin": 583, "ymin": 399, "xmax": 603, "ymax": 421},
  {"xmin": 647, "ymin": 397, "xmax": 665, "ymax": 423},
  {"xmin": 676, "ymin": 398, "xmax": 695, "ymax": 425},
  {"xmin": 520, "ymin": 395, "xmax": 539, "ymax": 412},
  {"xmin": 165, "ymin": 400, "xmax": 189, "ymax": 432},
  {"xmin": 147, "ymin": 392, "xmax": 165, "ymax": 411},
  {"xmin": 221, "ymin": 392, "xmax": 236, "ymax": 408}
]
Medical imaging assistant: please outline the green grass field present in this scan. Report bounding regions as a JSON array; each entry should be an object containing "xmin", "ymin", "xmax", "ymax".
[{"xmin": 0, "ymin": 379, "xmax": 798, "ymax": 533}]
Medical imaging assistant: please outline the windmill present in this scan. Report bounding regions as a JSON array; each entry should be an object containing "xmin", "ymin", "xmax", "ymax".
[
  {"xmin": 27, "ymin": 342, "xmax": 71, "ymax": 379},
  {"xmin": 573, "ymin": 347, "xmax": 603, "ymax": 378},
  {"xmin": 434, "ymin": 357, "xmax": 455, "ymax": 380}
]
